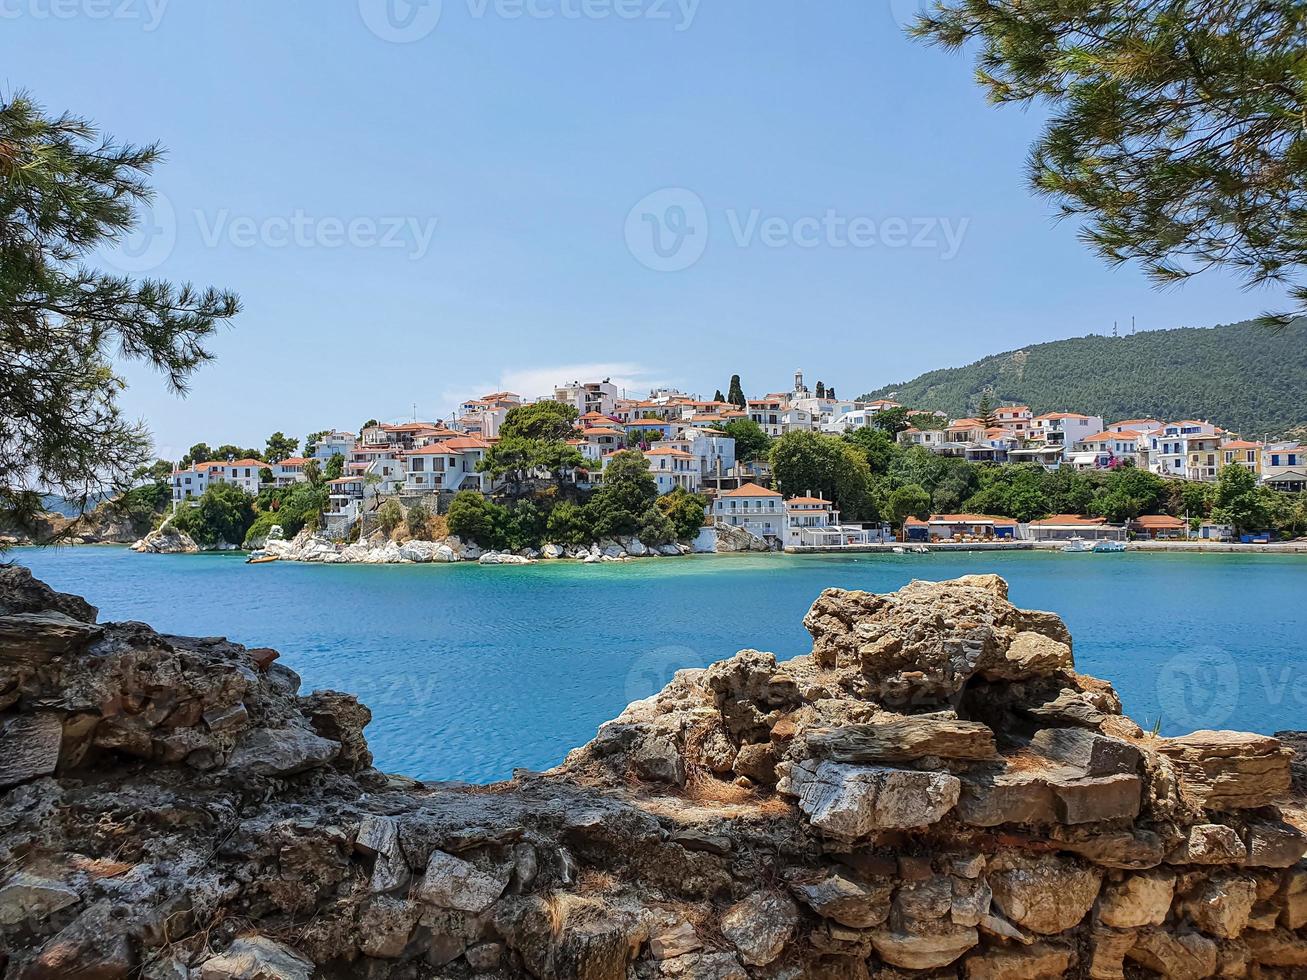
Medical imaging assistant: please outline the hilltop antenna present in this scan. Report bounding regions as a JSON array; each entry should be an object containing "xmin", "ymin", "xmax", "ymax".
[
  {"xmin": 1131, "ymin": 315, "xmax": 1136, "ymax": 335},
  {"xmin": 1112, "ymin": 320, "xmax": 1119, "ymax": 338}
]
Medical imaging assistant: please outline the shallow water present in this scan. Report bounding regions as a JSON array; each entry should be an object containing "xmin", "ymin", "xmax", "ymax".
[{"xmin": 12, "ymin": 546, "xmax": 1307, "ymax": 782}]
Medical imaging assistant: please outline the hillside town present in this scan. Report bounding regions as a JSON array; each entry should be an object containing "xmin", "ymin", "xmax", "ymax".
[{"xmin": 162, "ymin": 370, "xmax": 1307, "ymax": 554}]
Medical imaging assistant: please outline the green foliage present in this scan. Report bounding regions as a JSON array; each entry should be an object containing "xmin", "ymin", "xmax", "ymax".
[
  {"xmin": 303, "ymin": 459, "xmax": 322, "ymax": 487},
  {"xmin": 657, "ymin": 487, "xmax": 709, "ymax": 541},
  {"xmin": 447, "ymin": 490, "xmax": 506, "ymax": 549},
  {"xmin": 242, "ymin": 481, "xmax": 327, "ymax": 548},
  {"xmin": 264, "ymin": 432, "xmax": 299, "ymax": 463},
  {"xmin": 479, "ymin": 434, "xmax": 585, "ymax": 496},
  {"xmin": 770, "ymin": 431, "xmax": 873, "ymax": 519},
  {"xmin": 963, "ymin": 466, "xmax": 1050, "ymax": 523},
  {"xmin": 713, "ymin": 389, "xmax": 725, "ymax": 403},
  {"xmin": 304, "ymin": 431, "xmax": 328, "ymax": 455},
  {"xmin": 377, "ymin": 499, "xmax": 404, "ymax": 535},
  {"xmin": 842, "ymin": 427, "xmax": 896, "ymax": 474},
  {"xmin": 501, "ymin": 401, "xmax": 579, "ymax": 442},
  {"xmin": 870, "ymin": 407, "xmax": 913, "ymax": 435},
  {"xmin": 545, "ymin": 500, "xmax": 591, "ymax": 546},
  {"xmin": 171, "ymin": 483, "xmax": 255, "ymax": 548},
  {"xmin": 1089, "ymin": 467, "xmax": 1166, "ymax": 523},
  {"xmin": 913, "ymin": 0, "xmax": 1307, "ymax": 324},
  {"xmin": 886, "ymin": 484, "xmax": 931, "ymax": 527},
  {"xmin": 406, "ymin": 501, "xmax": 430, "ymax": 536},
  {"xmin": 975, "ymin": 392, "xmax": 996, "ymax": 428},
  {"xmin": 860, "ymin": 321, "xmax": 1307, "ymax": 436},
  {"xmin": 0, "ymin": 93, "xmax": 239, "ymax": 535},
  {"xmin": 727, "ymin": 374, "xmax": 746, "ymax": 408},
  {"xmin": 589, "ymin": 450, "xmax": 658, "ymax": 538},
  {"xmin": 104, "ymin": 480, "xmax": 171, "ymax": 534},
  {"xmin": 324, "ymin": 454, "xmax": 345, "ymax": 480},
  {"xmin": 637, "ymin": 505, "xmax": 677, "ymax": 547},
  {"xmin": 1212, "ymin": 464, "xmax": 1277, "ymax": 533},
  {"xmin": 711, "ymin": 418, "xmax": 771, "ymax": 462}
]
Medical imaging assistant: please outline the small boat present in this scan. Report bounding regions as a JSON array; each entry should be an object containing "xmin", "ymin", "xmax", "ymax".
[
  {"xmin": 1093, "ymin": 539, "xmax": 1126, "ymax": 553},
  {"xmin": 1061, "ymin": 537, "xmax": 1094, "ymax": 553},
  {"xmin": 246, "ymin": 551, "xmax": 279, "ymax": 564}
]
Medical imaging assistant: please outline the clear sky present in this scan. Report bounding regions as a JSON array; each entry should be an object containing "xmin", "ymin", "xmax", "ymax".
[{"xmin": 5, "ymin": 0, "xmax": 1285, "ymax": 458}]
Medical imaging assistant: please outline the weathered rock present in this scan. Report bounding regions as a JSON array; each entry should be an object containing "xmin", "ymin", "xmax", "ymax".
[
  {"xmin": 1243, "ymin": 927, "xmax": 1307, "ymax": 966},
  {"xmin": 1157, "ymin": 730, "xmax": 1292, "ymax": 810},
  {"xmin": 649, "ymin": 920, "xmax": 701, "ymax": 959},
  {"xmin": 1029, "ymin": 727, "xmax": 1142, "ymax": 777},
  {"xmin": 788, "ymin": 870, "xmax": 892, "ymax": 928},
  {"xmin": 226, "ymin": 727, "xmax": 339, "ymax": 776},
  {"xmin": 0, "ymin": 712, "xmax": 64, "ymax": 788},
  {"xmin": 357, "ymin": 896, "xmax": 420, "ymax": 959},
  {"xmin": 1126, "ymin": 927, "xmax": 1218, "ymax": 980},
  {"xmin": 1096, "ymin": 870, "xmax": 1175, "ymax": 928},
  {"xmin": 803, "ymin": 717, "xmax": 997, "ymax": 763},
  {"xmin": 785, "ymin": 759, "xmax": 960, "ymax": 837},
  {"xmin": 354, "ymin": 814, "xmax": 409, "ymax": 893},
  {"xmin": 418, "ymin": 849, "xmax": 509, "ymax": 913},
  {"xmin": 963, "ymin": 941, "xmax": 1075, "ymax": 979},
  {"xmin": 719, "ymin": 891, "xmax": 797, "ymax": 966},
  {"xmin": 988, "ymin": 854, "xmax": 1104, "ymax": 934},
  {"xmin": 1169, "ymin": 823, "xmax": 1248, "ymax": 864},
  {"xmin": 199, "ymin": 936, "xmax": 314, "ymax": 980},
  {"xmin": 870, "ymin": 923, "xmax": 978, "ymax": 970},
  {"xmin": 981, "ymin": 630, "xmax": 1074, "ymax": 681},
  {"xmin": 0, "ymin": 872, "xmax": 79, "ymax": 926},
  {"xmin": 130, "ymin": 524, "xmax": 200, "ymax": 554},
  {"xmin": 1177, "ymin": 873, "xmax": 1257, "ymax": 938}
]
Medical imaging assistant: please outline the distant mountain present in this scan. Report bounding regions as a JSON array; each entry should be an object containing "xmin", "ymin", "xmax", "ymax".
[{"xmin": 860, "ymin": 319, "xmax": 1307, "ymax": 436}]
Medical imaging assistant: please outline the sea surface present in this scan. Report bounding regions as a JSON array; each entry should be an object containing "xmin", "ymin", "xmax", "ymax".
[{"xmin": 11, "ymin": 547, "xmax": 1307, "ymax": 782}]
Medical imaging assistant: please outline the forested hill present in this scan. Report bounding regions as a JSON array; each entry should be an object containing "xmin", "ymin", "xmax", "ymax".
[{"xmin": 860, "ymin": 319, "xmax": 1307, "ymax": 436}]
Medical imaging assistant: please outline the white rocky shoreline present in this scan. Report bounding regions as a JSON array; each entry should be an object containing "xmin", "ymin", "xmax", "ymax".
[{"xmin": 129, "ymin": 521, "xmax": 771, "ymax": 565}]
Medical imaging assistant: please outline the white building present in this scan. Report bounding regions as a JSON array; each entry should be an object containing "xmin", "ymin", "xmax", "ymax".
[
  {"xmin": 324, "ymin": 477, "xmax": 365, "ymax": 529},
  {"xmin": 554, "ymin": 380, "xmax": 618, "ymax": 418},
  {"xmin": 311, "ymin": 430, "xmax": 355, "ymax": 461},
  {"xmin": 676, "ymin": 428, "xmax": 737, "ymax": 479},
  {"xmin": 403, "ymin": 437, "xmax": 490, "ymax": 494},
  {"xmin": 783, "ymin": 495, "xmax": 876, "ymax": 548},
  {"xmin": 1029, "ymin": 413, "xmax": 1104, "ymax": 454},
  {"xmin": 1069, "ymin": 430, "xmax": 1144, "ymax": 470},
  {"xmin": 271, "ymin": 457, "xmax": 310, "ymax": 486},
  {"xmin": 1146, "ymin": 421, "xmax": 1219, "ymax": 477},
  {"xmin": 644, "ymin": 446, "xmax": 701, "ymax": 494},
  {"xmin": 712, "ymin": 483, "xmax": 785, "ymax": 540},
  {"xmin": 171, "ymin": 458, "xmax": 263, "ymax": 506}
]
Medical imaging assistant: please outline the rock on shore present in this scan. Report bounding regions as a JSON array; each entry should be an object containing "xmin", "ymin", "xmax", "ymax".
[
  {"xmin": 252, "ymin": 528, "xmax": 691, "ymax": 565},
  {"xmin": 1, "ymin": 565, "xmax": 1305, "ymax": 978}
]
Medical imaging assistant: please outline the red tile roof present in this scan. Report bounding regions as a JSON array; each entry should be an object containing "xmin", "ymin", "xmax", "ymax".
[{"xmin": 720, "ymin": 483, "xmax": 782, "ymax": 497}]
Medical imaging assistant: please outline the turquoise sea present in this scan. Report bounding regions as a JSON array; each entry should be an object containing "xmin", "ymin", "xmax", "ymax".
[{"xmin": 11, "ymin": 547, "xmax": 1307, "ymax": 783}]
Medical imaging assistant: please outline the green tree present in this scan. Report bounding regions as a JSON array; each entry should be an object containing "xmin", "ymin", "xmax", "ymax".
[
  {"xmin": 264, "ymin": 432, "xmax": 299, "ymax": 463},
  {"xmin": 912, "ymin": 0, "xmax": 1307, "ymax": 324},
  {"xmin": 713, "ymin": 389, "xmax": 726, "ymax": 403},
  {"xmin": 171, "ymin": 483, "xmax": 255, "ymax": 548},
  {"xmin": 183, "ymin": 443, "xmax": 214, "ymax": 468},
  {"xmin": 406, "ymin": 500, "xmax": 430, "ymax": 537},
  {"xmin": 726, "ymin": 374, "xmax": 746, "ymax": 408},
  {"xmin": 324, "ymin": 453, "xmax": 345, "ymax": 481},
  {"xmin": 815, "ymin": 381, "xmax": 827, "ymax": 399},
  {"xmin": 886, "ymin": 484, "xmax": 931, "ymax": 527},
  {"xmin": 712, "ymin": 418, "xmax": 771, "ymax": 462},
  {"xmin": 545, "ymin": 500, "xmax": 592, "ymax": 546},
  {"xmin": 657, "ymin": 486, "xmax": 709, "ymax": 541},
  {"xmin": 480, "ymin": 435, "xmax": 584, "ymax": 497},
  {"xmin": 377, "ymin": 499, "xmax": 404, "ymax": 535},
  {"xmin": 637, "ymin": 505, "xmax": 677, "ymax": 546},
  {"xmin": 770, "ymin": 431, "xmax": 873, "ymax": 519},
  {"xmin": 303, "ymin": 459, "xmax": 323, "ymax": 487},
  {"xmin": 447, "ymin": 490, "xmax": 506, "ymax": 548},
  {"xmin": 842, "ymin": 427, "xmax": 896, "ymax": 474},
  {"xmin": 0, "ymin": 94, "xmax": 239, "ymax": 534},
  {"xmin": 976, "ymin": 392, "xmax": 996, "ymax": 428},
  {"xmin": 304, "ymin": 431, "xmax": 328, "ymax": 456},
  {"xmin": 500, "ymin": 400, "xmax": 579, "ymax": 442},
  {"xmin": 1212, "ymin": 465, "xmax": 1275, "ymax": 533},
  {"xmin": 871, "ymin": 406, "xmax": 913, "ymax": 435},
  {"xmin": 588, "ymin": 450, "xmax": 658, "ymax": 538}
]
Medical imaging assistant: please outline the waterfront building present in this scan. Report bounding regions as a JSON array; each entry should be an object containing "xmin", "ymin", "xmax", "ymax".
[
  {"xmin": 644, "ymin": 446, "xmax": 701, "ymax": 494},
  {"xmin": 171, "ymin": 458, "xmax": 264, "ymax": 506},
  {"xmin": 1070, "ymin": 430, "xmax": 1144, "ymax": 469},
  {"xmin": 712, "ymin": 483, "xmax": 785, "ymax": 541},
  {"xmin": 1129, "ymin": 514, "xmax": 1188, "ymax": 539},
  {"xmin": 903, "ymin": 514, "xmax": 1019, "ymax": 542},
  {"xmin": 1025, "ymin": 514, "xmax": 1126, "ymax": 541},
  {"xmin": 402, "ymin": 438, "xmax": 490, "ymax": 494},
  {"xmin": 1262, "ymin": 444, "xmax": 1307, "ymax": 492}
]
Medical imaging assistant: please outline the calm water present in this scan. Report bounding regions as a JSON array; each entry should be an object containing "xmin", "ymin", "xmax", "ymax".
[{"xmin": 11, "ymin": 547, "xmax": 1307, "ymax": 782}]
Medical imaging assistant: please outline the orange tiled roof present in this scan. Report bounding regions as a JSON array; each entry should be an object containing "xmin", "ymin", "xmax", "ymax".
[
  {"xmin": 720, "ymin": 483, "xmax": 782, "ymax": 497},
  {"xmin": 1029, "ymin": 514, "xmax": 1108, "ymax": 526}
]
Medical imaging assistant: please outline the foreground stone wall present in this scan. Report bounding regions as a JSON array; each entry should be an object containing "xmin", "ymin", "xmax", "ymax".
[{"xmin": 0, "ymin": 566, "xmax": 1304, "ymax": 979}]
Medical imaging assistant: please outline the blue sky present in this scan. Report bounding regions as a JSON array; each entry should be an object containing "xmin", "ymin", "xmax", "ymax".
[{"xmin": 5, "ymin": 0, "xmax": 1284, "ymax": 458}]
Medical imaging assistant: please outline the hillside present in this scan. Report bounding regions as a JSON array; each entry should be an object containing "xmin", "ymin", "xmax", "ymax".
[{"xmin": 861, "ymin": 319, "xmax": 1307, "ymax": 436}]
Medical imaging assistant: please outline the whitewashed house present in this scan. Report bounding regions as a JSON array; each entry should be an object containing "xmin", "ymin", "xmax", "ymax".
[
  {"xmin": 712, "ymin": 483, "xmax": 785, "ymax": 541},
  {"xmin": 554, "ymin": 380, "xmax": 618, "ymax": 418},
  {"xmin": 311, "ymin": 430, "xmax": 355, "ymax": 461},
  {"xmin": 271, "ymin": 457, "xmax": 310, "ymax": 486},
  {"xmin": 1030, "ymin": 413, "xmax": 1104, "ymax": 455},
  {"xmin": 403, "ymin": 438, "xmax": 490, "ymax": 494},
  {"xmin": 171, "ymin": 459, "xmax": 263, "ymax": 507},
  {"xmin": 644, "ymin": 446, "xmax": 701, "ymax": 494}
]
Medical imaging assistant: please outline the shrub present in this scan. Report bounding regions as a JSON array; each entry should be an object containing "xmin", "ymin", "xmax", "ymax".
[
  {"xmin": 446, "ymin": 491, "xmax": 507, "ymax": 549},
  {"xmin": 406, "ymin": 501, "xmax": 431, "ymax": 537},
  {"xmin": 656, "ymin": 487, "xmax": 709, "ymax": 541},
  {"xmin": 545, "ymin": 500, "xmax": 592, "ymax": 546},
  {"xmin": 171, "ymin": 483, "xmax": 256, "ymax": 548},
  {"xmin": 377, "ymin": 499, "xmax": 404, "ymax": 535}
]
